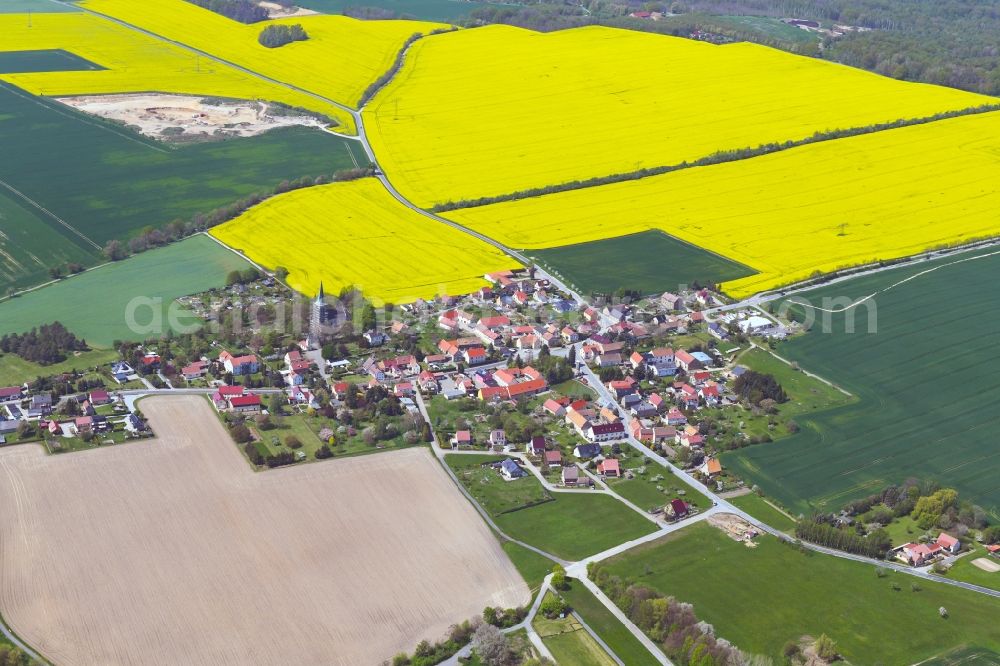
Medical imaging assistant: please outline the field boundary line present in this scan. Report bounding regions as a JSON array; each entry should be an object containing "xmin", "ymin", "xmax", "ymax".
[
  {"xmin": 0, "ymin": 178, "xmax": 101, "ymax": 251},
  {"xmin": 431, "ymin": 103, "xmax": 1000, "ymax": 214},
  {"xmin": 751, "ymin": 343, "xmax": 853, "ymax": 398},
  {"xmin": 0, "ymin": 82, "xmax": 170, "ymax": 154},
  {"xmin": 568, "ymin": 609, "xmax": 626, "ymax": 666},
  {"xmin": 785, "ymin": 248, "xmax": 1000, "ymax": 314}
]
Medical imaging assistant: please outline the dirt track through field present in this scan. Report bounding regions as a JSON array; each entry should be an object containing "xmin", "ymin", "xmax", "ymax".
[{"xmin": 0, "ymin": 395, "xmax": 527, "ymax": 665}]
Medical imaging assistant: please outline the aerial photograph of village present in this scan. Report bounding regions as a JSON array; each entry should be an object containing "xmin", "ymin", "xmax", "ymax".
[{"xmin": 0, "ymin": 0, "xmax": 999, "ymax": 664}]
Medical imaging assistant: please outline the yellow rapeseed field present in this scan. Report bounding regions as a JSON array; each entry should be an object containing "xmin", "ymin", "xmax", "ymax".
[
  {"xmin": 210, "ymin": 179, "xmax": 520, "ymax": 302},
  {"xmin": 0, "ymin": 12, "xmax": 352, "ymax": 129},
  {"xmin": 82, "ymin": 0, "xmax": 449, "ymax": 109},
  {"xmin": 446, "ymin": 111, "xmax": 1000, "ymax": 298},
  {"xmin": 365, "ymin": 25, "xmax": 995, "ymax": 208}
]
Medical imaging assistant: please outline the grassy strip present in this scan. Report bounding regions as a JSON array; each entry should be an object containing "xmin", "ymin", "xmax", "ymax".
[
  {"xmin": 598, "ymin": 522, "xmax": 1000, "ymax": 664},
  {"xmin": 495, "ymin": 494, "xmax": 656, "ymax": 561},
  {"xmin": 560, "ymin": 581, "xmax": 661, "ymax": 666},
  {"xmin": 434, "ymin": 104, "xmax": 1000, "ymax": 213}
]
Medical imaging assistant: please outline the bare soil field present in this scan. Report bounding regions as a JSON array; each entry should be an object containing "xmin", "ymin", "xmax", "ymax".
[
  {"xmin": 258, "ymin": 1, "xmax": 318, "ymax": 17},
  {"xmin": 57, "ymin": 93, "xmax": 328, "ymax": 142},
  {"xmin": 0, "ymin": 395, "xmax": 527, "ymax": 666},
  {"xmin": 972, "ymin": 557, "xmax": 1000, "ymax": 573}
]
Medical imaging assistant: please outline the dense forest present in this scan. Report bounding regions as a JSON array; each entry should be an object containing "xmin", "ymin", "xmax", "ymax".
[
  {"xmin": 0, "ymin": 322, "xmax": 88, "ymax": 365},
  {"xmin": 461, "ymin": 0, "xmax": 1000, "ymax": 95}
]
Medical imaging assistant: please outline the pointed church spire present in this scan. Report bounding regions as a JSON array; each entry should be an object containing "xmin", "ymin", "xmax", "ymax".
[{"xmin": 316, "ymin": 281, "xmax": 325, "ymax": 302}]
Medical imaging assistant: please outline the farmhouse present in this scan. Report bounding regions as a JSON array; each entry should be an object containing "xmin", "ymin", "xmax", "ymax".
[
  {"xmin": 526, "ymin": 436, "xmax": 546, "ymax": 456},
  {"xmin": 182, "ymin": 360, "xmax": 209, "ymax": 380},
  {"xmin": 700, "ymin": 458, "xmax": 722, "ymax": 477}
]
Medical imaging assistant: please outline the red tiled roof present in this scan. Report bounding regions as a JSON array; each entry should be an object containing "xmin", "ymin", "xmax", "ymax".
[{"xmin": 229, "ymin": 395, "xmax": 261, "ymax": 407}]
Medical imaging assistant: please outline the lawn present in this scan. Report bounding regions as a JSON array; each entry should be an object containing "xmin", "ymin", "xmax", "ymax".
[
  {"xmin": 725, "ymin": 249, "xmax": 1000, "ymax": 517},
  {"xmin": 0, "ymin": 49, "xmax": 102, "ymax": 73},
  {"xmin": 495, "ymin": 493, "xmax": 656, "ymax": 561},
  {"xmin": 940, "ymin": 546, "xmax": 1000, "ymax": 593},
  {"xmin": 599, "ymin": 522, "xmax": 1000, "ymax": 664},
  {"xmin": 501, "ymin": 541, "xmax": 554, "ymax": 594},
  {"xmin": 0, "ymin": 236, "xmax": 251, "ymax": 347},
  {"xmin": 0, "ymin": 348, "xmax": 119, "ymax": 386},
  {"xmin": 533, "ymin": 593, "xmax": 616, "ymax": 666},
  {"xmin": 884, "ymin": 514, "xmax": 924, "ymax": 547},
  {"xmin": 529, "ymin": 230, "xmax": 755, "ymax": 297},
  {"xmin": 0, "ymin": 81, "xmax": 364, "ymax": 259},
  {"xmin": 446, "ymin": 453, "xmax": 551, "ymax": 516},
  {"xmin": 605, "ymin": 447, "xmax": 710, "ymax": 511},
  {"xmin": 728, "ymin": 492, "xmax": 798, "ymax": 533},
  {"xmin": 559, "ymin": 580, "xmax": 661, "ymax": 666},
  {"xmin": 258, "ymin": 409, "xmax": 422, "ymax": 463}
]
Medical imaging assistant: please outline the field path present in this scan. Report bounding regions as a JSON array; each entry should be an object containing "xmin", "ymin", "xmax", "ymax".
[
  {"xmin": 0, "ymin": 178, "xmax": 101, "ymax": 251},
  {"xmin": 0, "ymin": 395, "xmax": 528, "ymax": 666}
]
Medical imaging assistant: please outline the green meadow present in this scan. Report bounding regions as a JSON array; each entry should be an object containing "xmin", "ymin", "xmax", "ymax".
[
  {"xmin": 0, "ymin": 235, "xmax": 250, "ymax": 347},
  {"xmin": 0, "ymin": 49, "xmax": 102, "ymax": 74},
  {"xmin": 600, "ymin": 522, "xmax": 1000, "ymax": 664}
]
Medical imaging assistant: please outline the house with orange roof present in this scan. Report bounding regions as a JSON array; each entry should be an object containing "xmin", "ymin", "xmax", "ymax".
[
  {"xmin": 700, "ymin": 458, "xmax": 722, "ymax": 477},
  {"xmin": 597, "ymin": 458, "xmax": 621, "ymax": 478}
]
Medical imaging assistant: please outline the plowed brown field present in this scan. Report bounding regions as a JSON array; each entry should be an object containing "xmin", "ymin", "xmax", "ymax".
[{"xmin": 0, "ymin": 396, "xmax": 527, "ymax": 665}]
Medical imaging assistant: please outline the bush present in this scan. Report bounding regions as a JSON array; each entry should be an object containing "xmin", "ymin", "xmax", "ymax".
[
  {"xmin": 539, "ymin": 596, "xmax": 568, "ymax": 619},
  {"xmin": 315, "ymin": 444, "xmax": 333, "ymax": 459},
  {"xmin": 285, "ymin": 435, "xmax": 302, "ymax": 449},
  {"xmin": 230, "ymin": 424, "xmax": 252, "ymax": 443}
]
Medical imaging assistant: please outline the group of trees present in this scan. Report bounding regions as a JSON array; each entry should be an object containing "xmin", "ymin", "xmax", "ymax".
[
  {"xmin": 795, "ymin": 519, "xmax": 893, "ymax": 559},
  {"xmin": 185, "ymin": 0, "xmax": 268, "ymax": 23},
  {"xmin": 589, "ymin": 563, "xmax": 745, "ymax": 666},
  {"xmin": 0, "ymin": 322, "xmax": 88, "ymax": 365},
  {"xmin": 732, "ymin": 370, "xmax": 788, "ymax": 406},
  {"xmin": 258, "ymin": 23, "xmax": 308, "ymax": 48},
  {"xmin": 389, "ymin": 605, "xmax": 536, "ymax": 666},
  {"xmin": 225, "ymin": 267, "xmax": 262, "ymax": 286},
  {"xmin": 0, "ymin": 644, "xmax": 38, "ymax": 666},
  {"xmin": 846, "ymin": 480, "xmax": 990, "ymax": 536}
]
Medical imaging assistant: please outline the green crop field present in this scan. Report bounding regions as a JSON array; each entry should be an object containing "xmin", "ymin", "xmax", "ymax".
[
  {"xmin": 0, "ymin": 82, "xmax": 366, "ymax": 291},
  {"xmin": 599, "ymin": 522, "xmax": 1000, "ymax": 664},
  {"xmin": 922, "ymin": 646, "xmax": 1000, "ymax": 666},
  {"xmin": 0, "ymin": 0, "xmax": 78, "ymax": 12},
  {"xmin": 559, "ymin": 581, "xmax": 661, "ymax": 666},
  {"xmin": 724, "ymin": 249, "xmax": 1000, "ymax": 518},
  {"xmin": 494, "ymin": 493, "xmax": 656, "ymax": 561},
  {"xmin": 295, "ymin": 0, "xmax": 512, "ymax": 22},
  {"xmin": 0, "ymin": 235, "xmax": 250, "ymax": 348},
  {"xmin": 0, "ymin": 189, "xmax": 96, "ymax": 292},
  {"xmin": 529, "ymin": 230, "xmax": 755, "ymax": 297},
  {"xmin": 0, "ymin": 49, "xmax": 102, "ymax": 74}
]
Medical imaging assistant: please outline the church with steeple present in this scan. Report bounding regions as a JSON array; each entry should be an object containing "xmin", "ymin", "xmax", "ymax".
[{"xmin": 310, "ymin": 282, "xmax": 336, "ymax": 335}]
